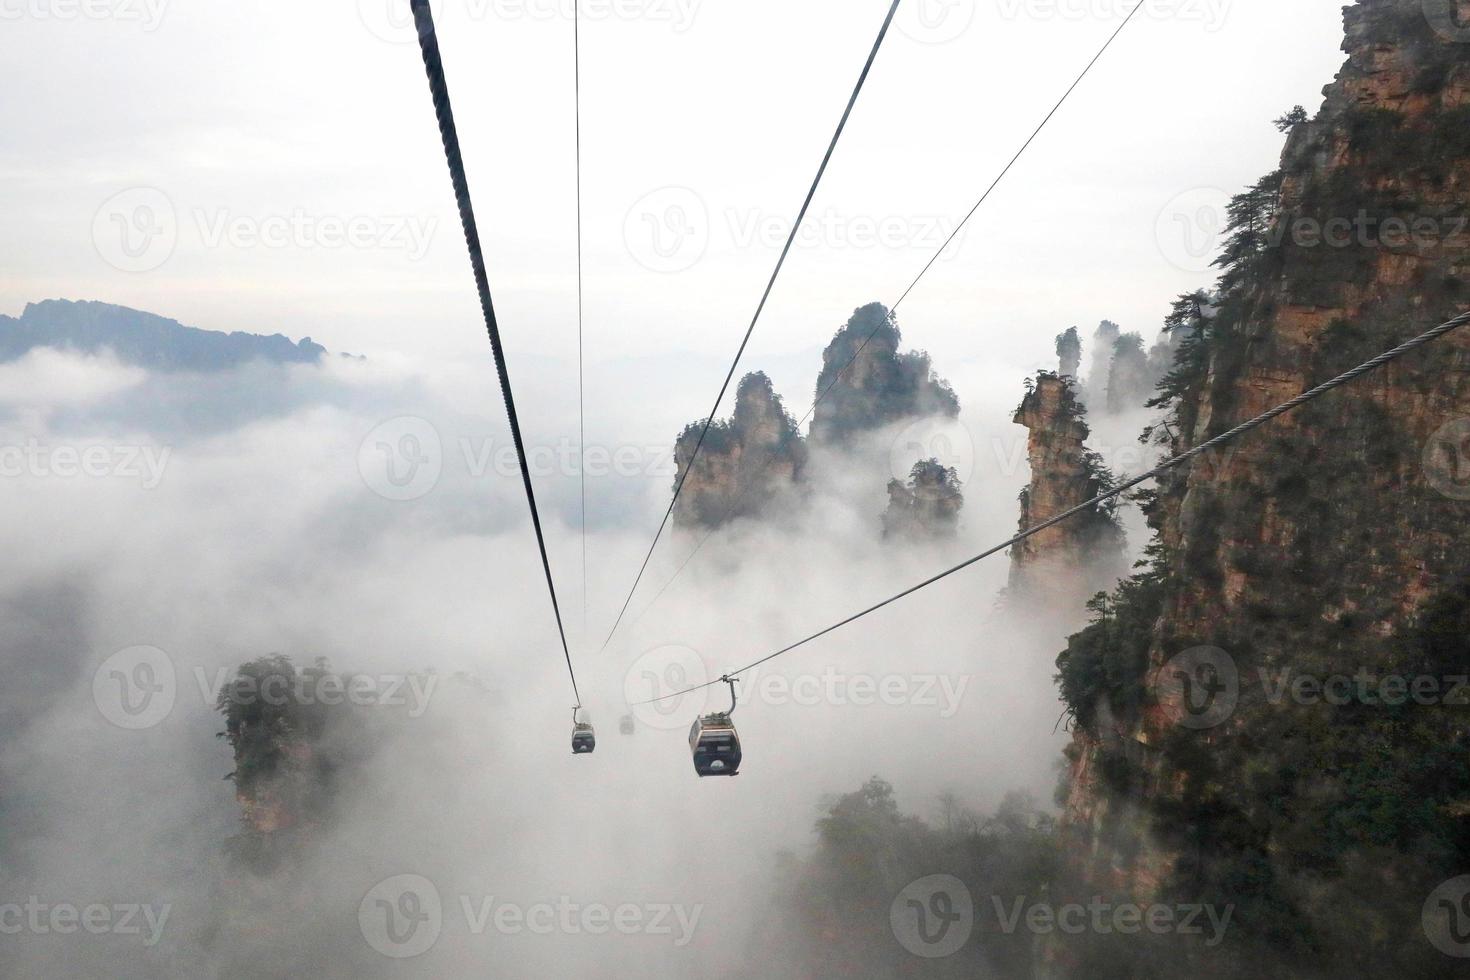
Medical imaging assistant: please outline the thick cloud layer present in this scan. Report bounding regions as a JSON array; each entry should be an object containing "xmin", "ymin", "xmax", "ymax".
[{"xmin": 0, "ymin": 343, "xmax": 1146, "ymax": 977}]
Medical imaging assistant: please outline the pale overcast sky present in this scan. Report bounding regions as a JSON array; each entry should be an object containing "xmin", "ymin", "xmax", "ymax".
[{"xmin": 1, "ymin": 0, "xmax": 1348, "ymax": 402}]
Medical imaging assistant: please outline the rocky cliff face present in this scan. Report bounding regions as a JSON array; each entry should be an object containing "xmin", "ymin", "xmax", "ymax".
[
  {"xmin": 809, "ymin": 303, "xmax": 959, "ymax": 445},
  {"xmin": 1057, "ymin": 326, "xmax": 1083, "ymax": 378},
  {"xmin": 671, "ymin": 306, "xmax": 964, "ymax": 533},
  {"xmin": 1050, "ymin": 3, "xmax": 1470, "ymax": 975},
  {"xmin": 672, "ymin": 372, "xmax": 807, "ymax": 529},
  {"xmin": 1008, "ymin": 373, "xmax": 1125, "ymax": 607},
  {"xmin": 216, "ymin": 657, "xmax": 473, "ymax": 868},
  {"xmin": 1105, "ymin": 331, "xmax": 1152, "ymax": 413},
  {"xmin": 216, "ymin": 657, "xmax": 339, "ymax": 868},
  {"xmin": 882, "ymin": 459, "xmax": 964, "ymax": 539},
  {"xmin": 1083, "ymin": 319, "xmax": 1122, "ymax": 409}
]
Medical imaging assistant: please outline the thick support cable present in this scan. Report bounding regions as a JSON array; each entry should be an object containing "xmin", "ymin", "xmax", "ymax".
[
  {"xmin": 575, "ymin": 0, "xmax": 589, "ymax": 625},
  {"xmin": 599, "ymin": 0, "xmax": 905, "ymax": 653},
  {"xmin": 635, "ymin": 310, "xmax": 1470, "ymax": 706},
  {"xmin": 412, "ymin": 0, "xmax": 581, "ymax": 707}
]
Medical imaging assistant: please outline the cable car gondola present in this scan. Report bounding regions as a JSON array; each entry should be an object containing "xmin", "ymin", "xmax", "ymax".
[
  {"xmin": 619, "ymin": 714, "xmax": 635, "ymax": 736},
  {"xmin": 571, "ymin": 707, "xmax": 595, "ymax": 754},
  {"xmin": 689, "ymin": 677, "xmax": 742, "ymax": 777}
]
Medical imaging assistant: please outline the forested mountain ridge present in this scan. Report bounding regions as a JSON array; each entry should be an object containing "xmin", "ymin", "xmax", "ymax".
[{"xmin": 1, "ymin": 299, "xmax": 332, "ymax": 370}]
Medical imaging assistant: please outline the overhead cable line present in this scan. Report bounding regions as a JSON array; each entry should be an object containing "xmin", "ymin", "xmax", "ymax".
[
  {"xmin": 574, "ymin": 0, "xmax": 589, "ymax": 625},
  {"xmin": 411, "ymin": 0, "xmax": 582, "ymax": 706},
  {"xmin": 598, "ymin": 0, "xmax": 904, "ymax": 652},
  {"xmin": 634, "ymin": 309, "xmax": 1470, "ymax": 705},
  {"xmin": 606, "ymin": 1, "xmax": 1144, "ymax": 644},
  {"xmin": 888, "ymin": 0, "xmax": 1143, "ymax": 313}
]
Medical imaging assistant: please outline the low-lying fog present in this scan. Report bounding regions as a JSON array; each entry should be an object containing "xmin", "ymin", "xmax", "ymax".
[{"xmin": 0, "ymin": 339, "xmax": 1155, "ymax": 977}]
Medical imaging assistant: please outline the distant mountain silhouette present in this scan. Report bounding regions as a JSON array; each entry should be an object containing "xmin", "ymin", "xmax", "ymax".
[{"xmin": 0, "ymin": 300, "xmax": 331, "ymax": 371}]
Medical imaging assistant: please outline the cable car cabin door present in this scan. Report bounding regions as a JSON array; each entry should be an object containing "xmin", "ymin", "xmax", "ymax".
[
  {"xmin": 689, "ymin": 717, "xmax": 741, "ymax": 777},
  {"xmin": 572, "ymin": 723, "xmax": 596, "ymax": 754}
]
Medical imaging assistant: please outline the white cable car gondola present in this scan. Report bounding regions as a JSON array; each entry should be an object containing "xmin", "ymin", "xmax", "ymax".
[
  {"xmin": 689, "ymin": 678, "xmax": 742, "ymax": 777},
  {"xmin": 619, "ymin": 714, "xmax": 635, "ymax": 736},
  {"xmin": 571, "ymin": 707, "xmax": 595, "ymax": 754}
]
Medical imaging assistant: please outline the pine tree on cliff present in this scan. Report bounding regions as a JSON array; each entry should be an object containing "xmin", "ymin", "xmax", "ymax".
[
  {"xmin": 1148, "ymin": 290, "xmax": 1214, "ymax": 412},
  {"xmin": 1056, "ymin": 326, "xmax": 1082, "ymax": 378},
  {"xmin": 1273, "ymin": 104, "xmax": 1308, "ymax": 132},
  {"xmin": 809, "ymin": 303, "xmax": 959, "ymax": 446},
  {"xmin": 1215, "ymin": 169, "xmax": 1284, "ymax": 292}
]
